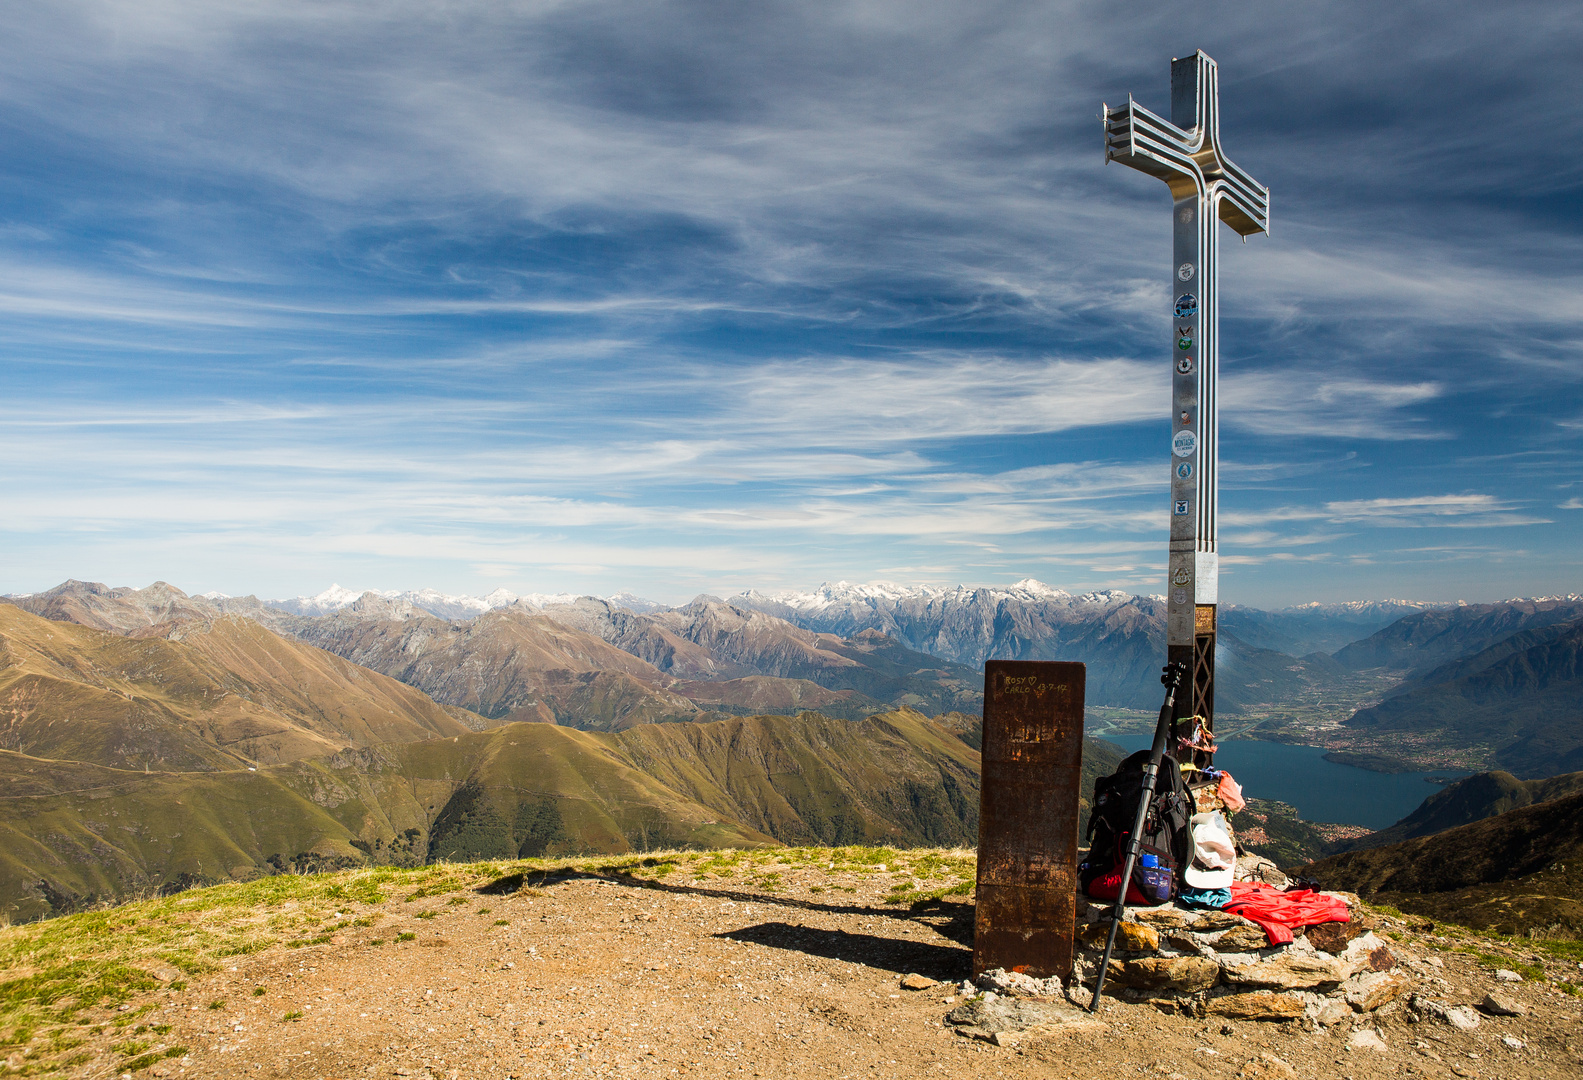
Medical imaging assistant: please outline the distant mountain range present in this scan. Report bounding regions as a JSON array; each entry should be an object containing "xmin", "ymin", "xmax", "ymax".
[{"xmin": 5, "ymin": 572, "xmax": 1583, "ymax": 932}]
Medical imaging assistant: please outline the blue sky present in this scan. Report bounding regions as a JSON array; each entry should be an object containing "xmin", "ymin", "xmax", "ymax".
[{"xmin": 1, "ymin": 0, "xmax": 1580, "ymax": 608}]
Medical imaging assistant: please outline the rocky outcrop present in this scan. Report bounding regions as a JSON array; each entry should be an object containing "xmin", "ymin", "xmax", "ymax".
[{"xmin": 1069, "ymin": 895, "xmax": 1412, "ymax": 1025}]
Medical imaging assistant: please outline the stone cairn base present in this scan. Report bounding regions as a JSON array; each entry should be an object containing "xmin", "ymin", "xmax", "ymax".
[{"xmin": 1067, "ymin": 861, "xmax": 1411, "ymax": 1026}]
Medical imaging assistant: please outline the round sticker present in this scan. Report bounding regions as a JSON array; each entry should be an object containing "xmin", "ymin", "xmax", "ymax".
[
  {"xmin": 1177, "ymin": 333, "xmax": 1193, "ymax": 351},
  {"xmin": 1172, "ymin": 430, "xmax": 1197, "ymax": 458},
  {"xmin": 1177, "ymin": 262, "xmax": 1194, "ymax": 282},
  {"xmin": 1172, "ymin": 568, "xmax": 1191, "ymax": 587},
  {"xmin": 1174, "ymin": 294, "xmax": 1198, "ymax": 319},
  {"xmin": 1175, "ymin": 462, "xmax": 1192, "ymax": 479},
  {"xmin": 1178, "ymin": 206, "xmax": 1194, "ymax": 225},
  {"xmin": 1172, "ymin": 589, "xmax": 1188, "ymax": 605},
  {"xmin": 1176, "ymin": 356, "xmax": 1194, "ymax": 375}
]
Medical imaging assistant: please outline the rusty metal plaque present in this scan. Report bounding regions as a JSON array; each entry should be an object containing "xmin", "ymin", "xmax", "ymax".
[{"xmin": 973, "ymin": 660, "xmax": 1085, "ymax": 980}]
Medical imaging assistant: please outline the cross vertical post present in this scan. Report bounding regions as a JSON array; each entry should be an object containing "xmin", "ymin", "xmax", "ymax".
[{"xmin": 1103, "ymin": 52, "xmax": 1270, "ymax": 757}]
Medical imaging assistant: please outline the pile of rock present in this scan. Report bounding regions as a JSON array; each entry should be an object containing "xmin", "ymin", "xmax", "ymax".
[{"xmin": 1070, "ymin": 892, "xmax": 1413, "ymax": 1026}]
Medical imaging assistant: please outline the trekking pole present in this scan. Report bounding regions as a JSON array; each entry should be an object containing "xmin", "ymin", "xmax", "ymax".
[{"xmin": 1088, "ymin": 660, "xmax": 1187, "ymax": 1012}]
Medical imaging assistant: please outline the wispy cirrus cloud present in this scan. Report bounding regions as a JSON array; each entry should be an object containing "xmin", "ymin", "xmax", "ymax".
[{"xmin": 0, "ymin": 1, "xmax": 1580, "ymax": 605}]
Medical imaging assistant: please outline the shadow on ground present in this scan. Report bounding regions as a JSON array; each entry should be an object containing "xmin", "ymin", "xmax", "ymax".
[{"xmin": 717, "ymin": 921, "xmax": 971, "ymax": 982}]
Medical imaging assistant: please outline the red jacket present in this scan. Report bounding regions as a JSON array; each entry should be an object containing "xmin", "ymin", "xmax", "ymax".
[{"xmin": 1223, "ymin": 882, "xmax": 1350, "ymax": 946}]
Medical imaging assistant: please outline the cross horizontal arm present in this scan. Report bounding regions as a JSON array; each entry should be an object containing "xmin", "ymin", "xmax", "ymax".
[{"xmin": 1103, "ymin": 97, "xmax": 1269, "ymax": 237}]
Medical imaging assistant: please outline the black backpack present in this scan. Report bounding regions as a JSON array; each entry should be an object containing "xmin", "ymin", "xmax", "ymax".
[{"xmin": 1081, "ymin": 750, "xmax": 1192, "ymax": 902}]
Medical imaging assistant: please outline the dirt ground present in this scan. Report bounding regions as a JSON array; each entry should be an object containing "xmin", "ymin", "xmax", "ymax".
[{"xmin": 69, "ymin": 864, "xmax": 1583, "ymax": 1080}]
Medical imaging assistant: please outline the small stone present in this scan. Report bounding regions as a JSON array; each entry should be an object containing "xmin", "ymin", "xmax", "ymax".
[
  {"xmin": 1306, "ymin": 997, "xmax": 1351, "ymax": 1027},
  {"xmin": 136, "ymin": 963, "xmax": 182, "ymax": 982},
  {"xmin": 1133, "ymin": 907, "xmax": 1196, "ymax": 929},
  {"xmin": 1494, "ymin": 969, "xmax": 1522, "ymax": 982},
  {"xmin": 1343, "ymin": 971, "xmax": 1413, "ymax": 1012},
  {"xmin": 1304, "ymin": 921, "xmax": 1363, "ymax": 955},
  {"xmin": 1238, "ymin": 1051, "xmax": 1298, "ymax": 1078},
  {"xmin": 1205, "ymin": 991, "xmax": 1307, "ymax": 1021},
  {"xmin": 1348, "ymin": 1029, "xmax": 1388, "ymax": 1052},
  {"xmin": 1367, "ymin": 946, "xmax": 1397, "ymax": 971},
  {"xmin": 1115, "ymin": 957, "xmax": 1220, "ymax": 993},
  {"xmin": 975, "ymin": 968, "xmax": 1062, "ymax": 997},
  {"xmin": 989, "ymin": 1030, "xmax": 1022, "ymax": 1047},
  {"xmin": 1479, "ymin": 991, "xmax": 1527, "ymax": 1017},
  {"xmin": 1500, "ymin": 1036, "xmax": 1524, "ymax": 1050},
  {"xmin": 1222, "ymin": 954, "xmax": 1345, "ymax": 991},
  {"xmin": 900, "ymin": 973, "xmax": 937, "ymax": 991},
  {"xmin": 1196, "ymin": 911, "xmax": 1257, "ymax": 931},
  {"xmin": 1413, "ymin": 996, "xmax": 1481, "ymax": 1031},
  {"xmin": 1213, "ymin": 925, "xmax": 1271, "ymax": 953},
  {"xmin": 1080, "ymin": 921, "xmax": 1161, "ymax": 953}
]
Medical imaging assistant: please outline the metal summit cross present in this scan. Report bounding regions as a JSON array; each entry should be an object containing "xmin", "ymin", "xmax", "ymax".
[{"xmin": 1103, "ymin": 51, "xmax": 1269, "ymax": 741}]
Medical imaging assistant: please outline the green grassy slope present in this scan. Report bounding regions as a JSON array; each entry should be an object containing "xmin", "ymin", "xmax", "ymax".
[{"xmin": 0, "ymin": 709, "xmax": 989, "ymax": 922}]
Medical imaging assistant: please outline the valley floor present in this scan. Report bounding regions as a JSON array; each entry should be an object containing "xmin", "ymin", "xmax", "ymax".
[{"xmin": 4, "ymin": 851, "xmax": 1581, "ymax": 1080}]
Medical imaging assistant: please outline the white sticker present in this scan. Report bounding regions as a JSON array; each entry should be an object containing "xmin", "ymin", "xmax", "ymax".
[
  {"xmin": 1177, "ymin": 262, "xmax": 1194, "ymax": 281},
  {"xmin": 1172, "ymin": 430, "xmax": 1197, "ymax": 458},
  {"xmin": 1178, "ymin": 206, "xmax": 1194, "ymax": 225}
]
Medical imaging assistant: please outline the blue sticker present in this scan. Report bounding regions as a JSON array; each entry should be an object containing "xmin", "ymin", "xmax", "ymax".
[
  {"xmin": 1174, "ymin": 294, "xmax": 1198, "ymax": 319},
  {"xmin": 1176, "ymin": 462, "xmax": 1193, "ymax": 479},
  {"xmin": 1174, "ymin": 500, "xmax": 1189, "ymax": 515}
]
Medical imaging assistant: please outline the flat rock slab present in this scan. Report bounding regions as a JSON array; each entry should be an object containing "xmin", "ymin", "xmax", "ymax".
[
  {"xmin": 945, "ymin": 994, "xmax": 1105, "ymax": 1043},
  {"xmin": 1115, "ymin": 956, "xmax": 1220, "ymax": 993},
  {"xmin": 1204, "ymin": 991, "xmax": 1307, "ymax": 1021},
  {"xmin": 1223, "ymin": 954, "xmax": 1344, "ymax": 991}
]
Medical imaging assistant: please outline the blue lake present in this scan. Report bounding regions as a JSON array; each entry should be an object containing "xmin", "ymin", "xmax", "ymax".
[{"xmin": 1095, "ymin": 735, "xmax": 1462, "ymax": 830}]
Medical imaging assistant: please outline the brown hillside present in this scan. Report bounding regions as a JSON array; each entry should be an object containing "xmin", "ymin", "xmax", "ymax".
[
  {"xmin": 283, "ymin": 606, "xmax": 701, "ymax": 727},
  {"xmin": 0, "ymin": 606, "xmax": 473, "ymax": 771}
]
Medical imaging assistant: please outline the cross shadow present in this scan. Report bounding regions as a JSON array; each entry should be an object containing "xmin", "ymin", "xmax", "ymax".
[
  {"xmin": 715, "ymin": 921, "xmax": 971, "ymax": 982},
  {"xmin": 477, "ymin": 866, "xmax": 977, "ymax": 946}
]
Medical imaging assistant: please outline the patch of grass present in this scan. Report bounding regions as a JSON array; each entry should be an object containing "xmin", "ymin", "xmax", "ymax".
[
  {"xmin": 493, "ymin": 920, "xmax": 509, "ymax": 927},
  {"xmin": 251, "ymin": 987, "xmax": 266, "ymax": 997},
  {"xmin": 476, "ymin": 908, "xmax": 492, "ymax": 915},
  {"xmin": 282, "ymin": 1011, "xmax": 302, "ymax": 1021},
  {"xmin": 368, "ymin": 939, "xmax": 385, "ymax": 947},
  {"xmin": 285, "ymin": 933, "xmax": 333, "ymax": 949},
  {"xmin": 446, "ymin": 897, "xmax": 469, "ymax": 906},
  {"xmin": 396, "ymin": 932, "xmax": 415, "ymax": 943},
  {"xmin": 415, "ymin": 911, "xmax": 437, "ymax": 920},
  {"xmin": 885, "ymin": 878, "xmax": 973, "ymax": 906},
  {"xmin": 206, "ymin": 1000, "xmax": 224, "ymax": 1010}
]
